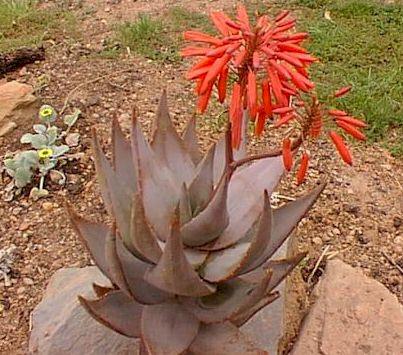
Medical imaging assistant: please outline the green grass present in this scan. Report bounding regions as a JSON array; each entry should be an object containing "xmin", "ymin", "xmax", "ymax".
[
  {"xmin": 294, "ymin": 0, "xmax": 403, "ymax": 154},
  {"xmin": 0, "ymin": 0, "xmax": 76, "ymax": 52},
  {"xmin": 116, "ymin": 7, "xmax": 212, "ymax": 63}
]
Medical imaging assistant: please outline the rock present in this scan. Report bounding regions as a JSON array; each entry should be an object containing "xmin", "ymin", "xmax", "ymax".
[
  {"xmin": 291, "ymin": 259, "xmax": 403, "ymax": 355},
  {"xmin": 41, "ymin": 202, "xmax": 53, "ymax": 211},
  {"xmin": 18, "ymin": 221, "xmax": 30, "ymax": 231},
  {"xmin": 23, "ymin": 277, "xmax": 34, "ymax": 286},
  {"xmin": 29, "ymin": 267, "xmax": 138, "ymax": 355},
  {"xmin": 0, "ymin": 81, "xmax": 39, "ymax": 134},
  {"xmin": 0, "ymin": 121, "xmax": 17, "ymax": 137}
]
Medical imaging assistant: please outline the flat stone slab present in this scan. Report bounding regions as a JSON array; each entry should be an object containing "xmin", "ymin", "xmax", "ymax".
[
  {"xmin": 292, "ymin": 259, "xmax": 403, "ymax": 355},
  {"xmin": 29, "ymin": 267, "xmax": 138, "ymax": 355}
]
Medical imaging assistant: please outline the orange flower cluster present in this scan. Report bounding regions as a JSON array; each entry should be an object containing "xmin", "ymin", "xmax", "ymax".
[
  {"xmin": 182, "ymin": 5, "xmax": 367, "ymax": 185},
  {"xmin": 181, "ymin": 5, "xmax": 317, "ymax": 149},
  {"xmin": 283, "ymin": 87, "xmax": 367, "ymax": 184}
]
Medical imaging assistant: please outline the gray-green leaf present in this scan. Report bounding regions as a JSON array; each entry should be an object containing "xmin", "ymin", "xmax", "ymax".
[
  {"xmin": 20, "ymin": 133, "xmax": 35, "ymax": 144},
  {"xmin": 46, "ymin": 126, "xmax": 58, "ymax": 145},
  {"xmin": 33, "ymin": 124, "xmax": 47, "ymax": 134},
  {"xmin": 52, "ymin": 145, "xmax": 69, "ymax": 157},
  {"xmin": 63, "ymin": 109, "xmax": 81, "ymax": 127},
  {"xmin": 30, "ymin": 134, "xmax": 48, "ymax": 149},
  {"xmin": 14, "ymin": 167, "xmax": 32, "ymax": 188}
]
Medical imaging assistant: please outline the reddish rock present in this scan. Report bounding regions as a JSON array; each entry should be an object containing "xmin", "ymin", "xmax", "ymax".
[
  {"xmin": 292, "ymin": 259, "xmax": 403, "ymax": 355},
  {"xmin": 0, "ymin": 80, "xmax": 38, "ymax": 137},
  {"xmin": 29, "ymin": 267, "xmax": 139, "ymax": 355}
]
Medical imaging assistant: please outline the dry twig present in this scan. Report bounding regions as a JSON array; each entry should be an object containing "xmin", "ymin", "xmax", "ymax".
[
  {"xmin": 307, "ymin": 245, "xmax": 331, "ymax": 285},
  {"xmin": 382, "ymin": 251, "xmax": 403, "ymax": 276}
]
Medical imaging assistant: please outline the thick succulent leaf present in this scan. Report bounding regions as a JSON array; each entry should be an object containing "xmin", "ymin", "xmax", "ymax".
[
  {"xmin": 181, "ymin": 172, "xmax": 230, "ymax": 247},
  {"xmin": 179, "ymin": 184, "xmax": 192, "ymax": 225},
  {"xmin": 78, "ymin": 290, "xmax": 142, "ymax": 338},
  {"xmin": 182, "ymin": 278, "xmax": 261, "ymax": 324},
  {"xmin": 69, "ymin": 212, "xmax": 111, "ymax": 280},
  {"xmin": 129, "ymin": 193, "xmax": 162, "ymax": 264},
  {"xmin": 230, "ymin": 291, "xmax": 280, "ymax": 327},
  {"xmin": 92, "ymin": 133, "xmax": 132, "ymax": 244},
  {"xmin": 183, "ymin": 248, "xmax": 209, "ymax": 268},
  {"xmin": 115, "ymin": 237, "xmax": 169, "ymax": 304},
  {"xmin": 239, "ymin": 253, "xmax": 307, "ymax": 293},
  {"xmin": 237, "ymin": 191, "xmax": 273, "ymax": 273},
  {"xmin": 105, "ymin": 227, "xmax": 132, "ymax": 297},
  {"xmin": 188, "ymin": 322, "xmax": 267, "ymax": 354},
  {"xmin": 188, "ymin": 143, "xmax": 215, "ymax": 212},
  {"xmin": 141, "ymin": 300, "xmax": 200, "ymax": 355},
  {"xmin": 202, "ymin": 190, "xmax": 274, "ymax": 281},
  {"xmin": 145, "ymin": 213, "xmax": 216, "ymax": 297},
  {"xmin": 202, "ymin": 155, "xmax": 284, "ymax": 251},
  {"xmin": 182, "ymin": 115, "xmax": 202, "ymax": 165},
  {"xmin": 241, "ymin": 183, "xmax": 325, "ymax": 273},
  {"xmin": 112, "ymin": 117, "xmax": 137, "ymax": 194},
  {"xmin": 200, "ymin": 243, "xmax": 250, "ymax": 283},
  {"xmin": 131, "ymin": 114, "xmax": 180, "ymax": 240},
  {"xmin": 151, "ymin": 91, "xmax": 195, "ymax": 184}
]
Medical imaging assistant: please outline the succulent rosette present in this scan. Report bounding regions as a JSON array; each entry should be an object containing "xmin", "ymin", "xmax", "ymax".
[{"xmin": 69, "ymin": 92, "xmax": 324, "ymax": 354}]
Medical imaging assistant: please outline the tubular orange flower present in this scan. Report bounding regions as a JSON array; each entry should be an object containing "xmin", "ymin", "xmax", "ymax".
[
  {"xmin": 217, "ymin": 67, "xmax": 228, "ymax": 103},
  {"xmin": 255, "ymin": 106, "xmax": 267, "ymax": 136},
  {"xmin": 180, "ymin": 47, "xmax": 210, "ymax": 57},
  {"xmin": 247, "ymin": 70, "xmax": 258, "ymax": 120},
  {"xmin": 296, "ymin": 152, "xmax": 309, "ymax": 185},
  {"xmin": 328, "ymin": 109, "xmax": 347, "ymax": 117},
  {"xmin": 335, "ymin": 115, "xmax": 367, "ymax": 128},
  {"xmin": 329, "ymin": 131, "xmax": 352, "ymax": 165},
  {"xmin": 274, "ymin": 112, "xmax": 295, "ymax": 128},
  {"xmin": 334, "ymin": 86, "xmax": 352, "ymax": 98},
  {"xmin": 336, "ymin": 120, "xmax": 366, "ymax": 141},
  {"xmin": 282, "ymin": 138, "xmax": 293, "ymax": 171},
  {"xmin": 261, "ymin": 79, "xmax": 273, "ymax": 118},
  {"xmin": 230, "ymin": 83, "xmax": 243, "ymax": 149},
  {"xmin": 182, "ymin": 7, "xmax": 318, "ymax": 147}
]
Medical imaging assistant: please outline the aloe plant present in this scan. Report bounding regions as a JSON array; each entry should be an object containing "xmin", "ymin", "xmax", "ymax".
[{"xmin": 70, "ymin": 92, "xmax": 324, "ymax": 354}]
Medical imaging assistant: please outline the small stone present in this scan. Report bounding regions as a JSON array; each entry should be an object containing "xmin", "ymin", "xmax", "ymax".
[
  {"xmin": 42, "ymin": 202, "xmax": 53, "ymax": 211},
  {"xmin": 393, "ymin": 216, "xmax": 402, "ymax": 229},
  {"xmin": 104, "ymin": 6, "xmax": 111, "ymax": 12},
  {"xmin": 19, "ymin": 222, "xmax": 30, "ymax": 231},
  {"xmin": 312, "ymin": 237, "xmax": 323, "ymax": 246},
  {"xmin": 23, "ymin": 277, "xmax": 34, "ymax": 286},
  {"xmin": 18, "ymin": 67, "xmax": 28, "ymax": 76},
  {"xmin": 17, "ymin": 286, "xmax": 26, "ymax": 294}
]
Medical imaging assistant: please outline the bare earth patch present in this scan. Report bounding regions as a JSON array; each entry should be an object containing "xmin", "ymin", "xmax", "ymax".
[{"xmin": 0, "ymin": 1, "xmax": 401, "ymax": 353}]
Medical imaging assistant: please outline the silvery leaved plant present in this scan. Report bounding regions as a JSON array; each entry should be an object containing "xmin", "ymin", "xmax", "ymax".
[{"xmin": 2, "ymin": 105, "xmax": 81, "ymax": 200}]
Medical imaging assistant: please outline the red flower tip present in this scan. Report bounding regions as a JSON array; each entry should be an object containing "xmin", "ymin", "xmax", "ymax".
[
  {"xmin": 336, "ymin": 120, "xmax": 366, "ymax": 141},
  {"xmin": 334, "ymin": 86, "xmax": 352, "ymax": 98},
  {"xmin": 282, "ymin": 138, "xmax": 293, "ymax": 171},
  {"xmin": 329, "ymin": 131, "xmax": 353, "ymax": 165},
  {"xmin": 296, "ymin": 152, "xmax": 309, "ymax": 185}
]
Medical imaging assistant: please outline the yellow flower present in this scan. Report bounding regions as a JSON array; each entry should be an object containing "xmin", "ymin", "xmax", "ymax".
[
  {"xmin": 38, "ymin": 148, "xmax": 53, "ymax": 159},
  {"xmin": 39, "ymin": 105, "xmax": 56, "ymax": 122}
]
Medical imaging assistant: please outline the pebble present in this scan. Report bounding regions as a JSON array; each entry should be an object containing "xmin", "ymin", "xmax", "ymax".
[
  {"xmin": 312, "ymin": 237, "xmax": 323, "ymax": 246},
  {"xmin": 16, "ymin": 287, "xmax": 26, "ymax": 295},
  {"xmin": 42, "ymin": 202, "xmax": 53, "ymax": 211},
  {"xmin": 23, "ymin": 278, "xmax": 34, "ymax": 286},
  {"xmin": 18, "ymin": 222, "xmax": 30, "ymax": 231}
]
